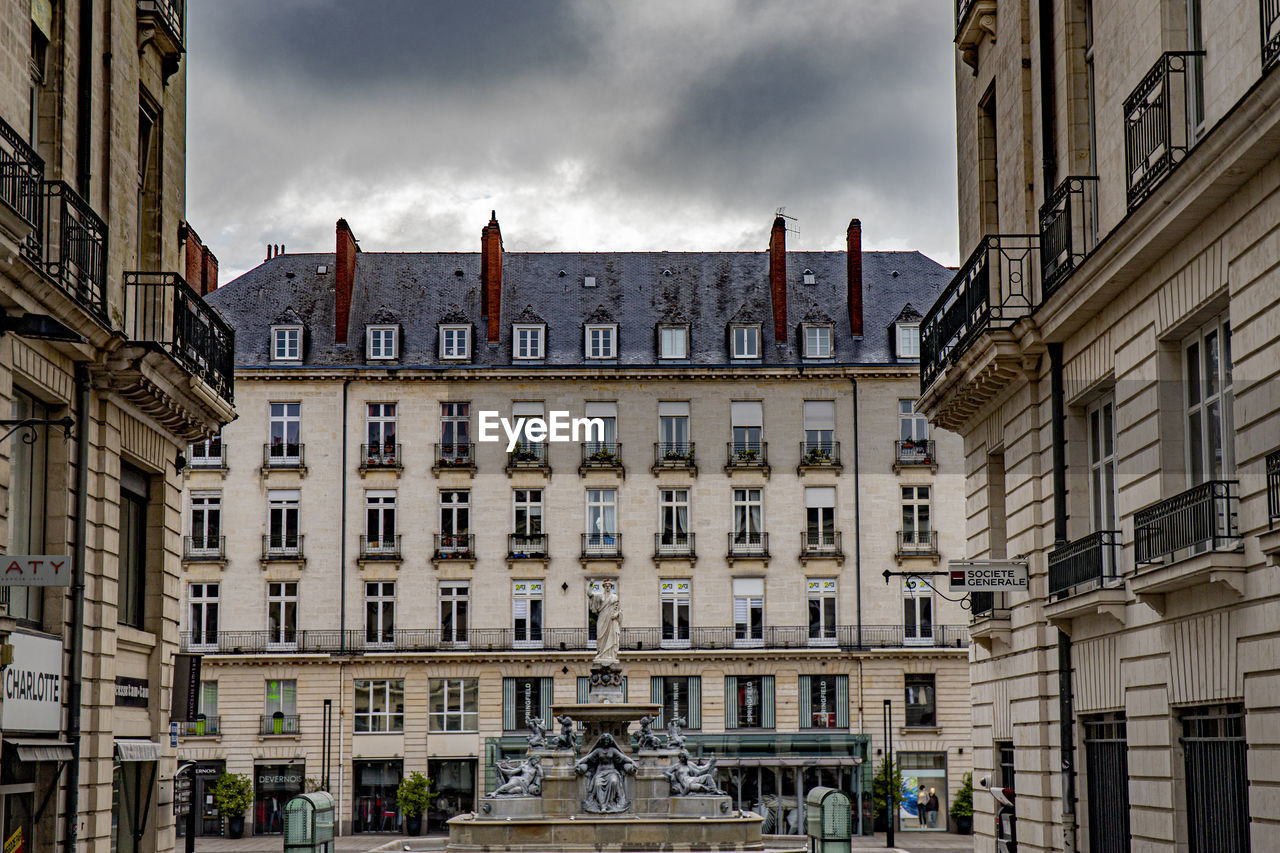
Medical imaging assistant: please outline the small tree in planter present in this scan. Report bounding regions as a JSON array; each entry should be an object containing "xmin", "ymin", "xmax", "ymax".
[
  {"xmin": 950, "ymin": 772, "xmax": 974, "ymax": 834},
  {"xmin": 397, "ymin": 772, "xmax": 438, "ymax": 836},
  {"xmin": 871, "ymin": 758, "xmax": 904, "ymax": 832},
  {"xmin": 211, "ymin": 772, "xmax": 253, "ymax": 839}
]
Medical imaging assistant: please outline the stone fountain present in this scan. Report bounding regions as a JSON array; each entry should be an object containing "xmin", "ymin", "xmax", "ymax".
[{"xmin": 447, "ymin": 581, "xmax": 764, "ymax": 851}]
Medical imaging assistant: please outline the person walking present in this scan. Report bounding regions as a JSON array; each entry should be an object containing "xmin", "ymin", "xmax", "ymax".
[
  {"xmin": 916, "ymin": 785, "xmax": 928, "ymax": 826},
  {"xmin": 925, "ymin": 788, "xmax": 940, "ymax": 829}
]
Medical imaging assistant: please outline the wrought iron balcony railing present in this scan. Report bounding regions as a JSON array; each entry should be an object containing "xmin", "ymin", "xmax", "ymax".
[
  {"xmin": 259, "ymin": 714, "xmax": 300, "ymax": 736},
  {"xmin": 360, "ymin": 535, "xmax": 401, "ymax": 560},
  {"xmin": 580, "ymin": 441, "xmax": 623, "ymax": 472},
  {"xmin": 728, "ymin": 531, "xmax": 768, "ymax": 558},
  {"xmin": 124, "ymin": 271, "xmax": 235, "ymax": 405},
  {"xmin": 1268, "ymin": 449, "xmax": 1280, "ymax": 529},
  {"xmin": 434, "ymin": 533, "xmax": 475, "ymax": 560},
  {"xmin": 179, "ymin": 716, "xmax": 219, "ymax": 737},
  {"xmin": 262, "ymin": 533, "xmax": 303, "ymax": 560},
  {"xmin": 582, "ymin": 533, "xmax": 622, "ymax": 559},
  {"xmin": 1040, "ymin": 175, "xmax": 1100, "ymax": 299},
  {"xmin": 263, "ymin": 442, "xmax": 305, "ymax": 469},
  {"xmin": 506, "ymin": 441, "xmax": 549, "ymax": 471},
  {"xmin": 920, "ymin": 234, "xmax": 1040, "ymax": 393},
  {"xmin": 897, "ymin": 530, "xmax": 939, "ymax": 558},
  {"xmin": 798, "ymin": 441, "xmax": 841, "ymax": 469},
  {"xmin": 653, "ymin": 442, "xmax": 696, "ymax": 470},
  {"xmin": 1125, "ymin": 51, "xmax": 1206, "ymax": 210},
  {"xmin": 726, "ymin": 442, "xmax": 769, "ymax": 471},
  {"xmin": 0, "ymin": 115, "xmax": 42, "ymax": 242},
  {"xmin": 361, "ymin": 443, "xmax": 402, "ymax": 471},
  {"xmin": 801, "ymin": 531, "xmax": 842, "ymax": 559},
  {"xmin": 508, "ymin": 533, "xmax": 548, "ymax": 559},
  {"xmin": 137, "ymin": 0, "xmax": 185, "ymax": 48},
  {"xmin": 434, "ymin": 442, "xmax": 474, "ymax": 471},
  {"xmin": 969, "ymin": 591, "xmax": 1010, "ymax": 620},
  {"xmin": 1048, "ymin": 530, "xmax": 1121, "ymax": 597},
  {"xmin": 1265, "ymin": 0, "xmax": 1280, "ymax": 72},
  {"xmin": 183, "ymin": 535, "xmax": 224, "ymax": 561},
  {"xmin": 654, "ymin": 532, "xmax": 696, "ymax": 558},
  {"xmin": 36, "ymin": 181, "xmax": 109, "ymax": 324},
  {"xmin": 1135, "ymin": 480, "xmax": 1239, "ymax": 564},
  {"xmin": 894, "ymin": 439, "xmax": 937, "ymax": 468},
  {"xmin": 188, "ymin": 442, "xmax": 226, "ymax": 469}
]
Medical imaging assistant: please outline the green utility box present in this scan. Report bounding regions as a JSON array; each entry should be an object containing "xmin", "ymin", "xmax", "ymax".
[
  {"xmin": 283, "ymin": 792, "xmax": 335, "ymax": 853},
  {"xmin": 805, "ymin": 787, "xmax": 852, "ymax": 853}
]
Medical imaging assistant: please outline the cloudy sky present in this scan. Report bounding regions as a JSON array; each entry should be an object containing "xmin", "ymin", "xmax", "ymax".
[{"xmin": 186, "ymin": 1, "xmax": 959, "ymax": 282}]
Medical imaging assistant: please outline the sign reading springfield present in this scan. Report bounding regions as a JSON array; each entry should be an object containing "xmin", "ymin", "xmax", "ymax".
[{"xmin": 948, "ymin": 560, "xmax": 1029, "ymax": 592}]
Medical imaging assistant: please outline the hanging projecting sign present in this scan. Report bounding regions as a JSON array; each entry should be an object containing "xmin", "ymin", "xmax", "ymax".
[
  {"xmin": 948, "ymin": 560, "xmax": 1029, "ymax": 592},
  {"xmin": 0, "ymin": 556, "xmax": 71, "ymax": 587},
  {"xmin": 1, "ymin": 632, "xmax": 64, "ymax": 732}
]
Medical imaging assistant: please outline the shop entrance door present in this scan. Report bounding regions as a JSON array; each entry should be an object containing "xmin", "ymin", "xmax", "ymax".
[{"xmin": 428, "ymin": 760, "xmax": 475, "ymax": 834}]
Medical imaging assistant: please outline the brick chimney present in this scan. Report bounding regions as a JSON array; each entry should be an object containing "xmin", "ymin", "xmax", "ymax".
[
  {"xmin": 201, "ymin": 245, "xmax": 219, "ymax": 296},
  {"xmin": 847, "ymin": 218, "xmax": 863, "ymax": 336},
  {"xmin": 768, "ymin": 215, "xmax": 787, "ymax": 343},
  {"xmin": 180, "ymin": 221, "xmax": 220, "ymax": 295},
  {"xmin": 334, "ymin": 218, "xmax": 360, "ymax": 345},
  {"xmin": 481, "ymin": 211, "xmax": 503, "ymax": 344}
]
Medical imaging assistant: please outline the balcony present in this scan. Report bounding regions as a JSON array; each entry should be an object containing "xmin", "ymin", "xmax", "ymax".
[
  {"xmin": 262, "ymin": 442, "xmax": 305, "ymax": 472},
  {"xmin": 1125, "ymin": 51, "xmax": 1206, "ymax": 210},
  {"xmin": 1132, "ymin": 481, "xmax": 1243, "ymax": 610},
  {"xmin": 508, "ymin": 534, "xmax": 549, "ymax": 560},
  {"xmin": 179, "ymin": 716, "xmax": 219, "ymax": 737},
  {"xmin": 188, "ymin": 442, "xmax": 226, "ymax": 471},
  {"xmin": 797, "ymin": 441, "xmax": 842, "ymax": 474},
  {"xmin": 183, "ymin": 535, "xmax": 224, "ymax": 562},
  {"xmin": 1266, "ymin": 0, "xmax": 1280, "ymax": 72},
  {"xmin": 259, "ymin": 714, "xmax": 300, "ymax": 736},
  {"xmin": 505, "ymin": 441, "xmax": 550, "ymax": 475},
  {"xmin": 261, "ymin": 534, "xmax": 304, "ymax": 562},
  {"xmin": 652, "ymin": 442, "xmax": 696, "ymax": 475},
  {"xmin": 654, "ymin": 532, "xmax": 696, "ymax": 560},
  {"xmin": 124, "ymin": 272, "xmax": 235, "ymax": 406},
  {"xmin": 725, "ymin": 442, "xmax": 769, "ymax": 476},
  {"xmin": 1045, "ymin": 531, "xmax": 1126, "ymax": 631},
  {"xmin": 919, "ymin": 235, "xmax": 1040, "ymax": 429},
  {"xmin": 1268, "ymin": 449, "xmax": 1280, "ymax": 529},
  {"xmin": 968, "ymin": 591, "xmax": 1011, "ymax": 649},
  {"xmin": 434, "ymin": 533, "xmax": 475, "ymax": 562},
  {"xmin": 728, "ymin": 532, "xmax": 769, "ymax": 561},
  {"xmin": 359, "ymin": 535, "xmax": 401, "ymax": 561},
  {"xmin": 1040, "ymin": 176, "xmax": 1099, "ymax": 300},
  {"xmin": 954, "ymin": 0, "xmax": 996, "ymax": 69},
  {"xmin": 581, "ymin": 533, "xmax": 622, "ymax": 560},
  {"xmin": 580, "ymin": 442, "xmax": 624, "ymax": 477},
  {"xmin": 0, "ymin": 116, "xmax": 42, "ymax": 250},
  {"xmin": 361, "ymin": 443, "xmax": 403, "ymax": 474},
  {"xmin": 896, "ymin": 530, "xmax": 939, "ymax": 562},
  {"xmin": 136, "ymin": 0, "xmax": 185, "ymax": 77},
  {"xmin": 33, "ymin": 181, "xmax": 109, "ymax": 325},
  {"xmin": 800, "ymin": 531, "xmax": 843, "ymax": 564},
  {"xmin": 432, "ymin": 442, "xmax": 474, "ymax": 476},
  {"xmin": 893, "ymin": 439, "xmax": 937, "ymax": 472}
]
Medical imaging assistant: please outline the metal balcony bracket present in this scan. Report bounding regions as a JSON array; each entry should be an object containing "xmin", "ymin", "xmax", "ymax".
[
  {"xmin": 0, "ymin": 416, "xmax": 75, "ymax": 446},
  {"xmin": 1043, "ymin": 587, "xmax": 1127, "ymax": 635}
]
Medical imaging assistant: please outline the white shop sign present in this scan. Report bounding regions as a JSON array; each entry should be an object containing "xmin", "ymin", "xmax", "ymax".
[
  {"xmin": 0, "ymin": 555, "xmax": 72, "ymax": 586},
  {"xmin": 948, "ymin": 560, "xmax": 1029, "ymax": 592},
  {"xmin": 2, "ymin": 632, "xmax": 64, "ymax": 732}
]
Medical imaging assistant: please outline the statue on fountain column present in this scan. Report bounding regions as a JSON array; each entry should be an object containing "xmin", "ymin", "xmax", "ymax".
[
  {"xmin": 664, "ymin": 750, "xmax": 725, "ymax": 796},
  {"xmin": 525, "ymin": 716, "xmax": 548, "ymax": 748},
  {"xmin": 588, "ymin": 579, "xmax": 622, "ymax": 668},
  {"xmin": 575, "ymin": 733, "xmax": 637, "ymax": 813},
  {"xmin": 665, "ymin": 716, "xmax": 687, "ymax": 749},
  {"xmin": 632, "ymin": 715, "xmax": 663, "ymax": 751},
  {"xmin": 551, "ymin": 714, "xmax": 578, "ymax": 750},
  {"xmin": 489, "ymin": 754, "xmax": 543, "ymax": 798}
]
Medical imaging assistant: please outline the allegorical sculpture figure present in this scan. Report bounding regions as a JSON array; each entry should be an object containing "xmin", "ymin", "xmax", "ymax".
[
  {"xmin": 665, "ymin": 716, "xmax": 687, "ymax": 749},
  {"xmin": 664, "ymin": 750, "xmax": 724, "ymax": 796},
  {"xmin": 588, "ymin": 579, "xmax": 622, "ymax": 668},
  {"xmin": 552, "ymin": 714, "xmax": 577, "ymax": 749},
  {"xmin": 575, "ymin": 733, "xmax": 637, "ymax": 813},
  {"xmin": 633, "ymin": 715, "xmax": 663, "ymax": 751},
  {"xmin": 489, "ymin": 754, "xmax": 543, "ymax": 798},
  {"xmin": 526, "ymin": 716, "xmax": 548, "ymax": 749}
]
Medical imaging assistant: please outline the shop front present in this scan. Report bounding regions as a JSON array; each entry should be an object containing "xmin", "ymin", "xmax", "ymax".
[
  {"xmin": 254, "ymin": 762, "xmax": 304, "ymax": 835},
  {"xmin": 353, "ymin": 759, "xmax": 402, "ymax": 833},
  {"xmin": 112, "ymin": 739, "xmax": 164, "ymax": 853},
  {"xmin": 898, "ymin": 752, "xmax": 948, "ymax": 831},
  {"xmin": 427, "ymin": 759, "xmax": 476, "ymax": 833},
  {"xmin": 175, "ymin": 761, "xmax": 226, "ymax": 838}
]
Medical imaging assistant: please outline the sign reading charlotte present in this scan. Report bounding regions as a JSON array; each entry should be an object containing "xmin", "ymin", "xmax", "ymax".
[
  {"xmin": 948, "ymin": 560, "xmax": 1029, "ymax": 592},
  {"xmin": 1, "ymin": 632, "xmax": 63, "ymax": 732}
]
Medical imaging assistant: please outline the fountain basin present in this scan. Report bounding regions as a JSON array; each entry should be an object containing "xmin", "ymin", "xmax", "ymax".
[{"xmin": 446, "ymin": 811, "xmax": 765, "ymax": 852}]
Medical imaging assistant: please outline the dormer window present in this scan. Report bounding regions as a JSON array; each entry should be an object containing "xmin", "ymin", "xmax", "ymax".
[
  {"xmin": 897, "ymin": 323, "xmax": 921, "ymax": 359},
  {"xmin": 440, "ymin": 325, "xmax": 470, "ymax": 360},
  {"xmin": 272, "ymin": 326, "xmax": 302, "ymax": 361},
  {"xmin": 803, "ymin": 324, "xmax": 833, "ymax": 358},
  {"xmin": 514, "ymin": 325, "xmax": 545, "ymax": 360},
  {"xmin": 659, "ymin": 325, "xmax": 688, "ymax": 359},
  {"xmin": 585, "ymin": 324, "xmax": 617, "ymax": 359},
  {"xmin": 803, "ymin": 269, "xmax": 816, "ymax": 285},
  {"xmin": 731, "ymin": 325, "xmax": 760, "ymax": 360},
  {"xmin": 367, "ymin": 325, "xmax": 398, "ymax": 360}
]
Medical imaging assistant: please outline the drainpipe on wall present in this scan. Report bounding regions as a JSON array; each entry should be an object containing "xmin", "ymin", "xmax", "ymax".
[
  {"xmin": 1039, "ymin": 0, "xmax": 1058, "ymax": 195},
  {"xmin": 64, "ymin": 363, "xmax": 91, "ymax": 853},
  {"xmin": 75, "ymin": 0, "xmax": 93, "ymax": 198},
  {"xmin": 340, "ymin": 379, "xmax": 350, "ymax": 653},
  {"xmin": 851, "ymin": 378, "xmax": 862, "ymax": 650}
]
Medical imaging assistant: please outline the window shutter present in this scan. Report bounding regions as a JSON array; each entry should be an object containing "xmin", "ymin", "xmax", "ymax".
[
  {"xmin": 734, "ymin": 598, "xmax": 748, "ymax": 624},
  {"xmin": 724, "ymin": 676, "xmax": 739, "ymax": 729},
  {"xmin": 730, "ymin": 401, "xmax": 763, "ymax": 426},
  {"xmin": 650, "ymin": 677, "xmax": 664, "ymax": 727},
  {"xmin": 798, "ymin": 677, "xmax": 811, "ymax": 728},
  {"xmin": 688, "ymin": 677, "xmax": 702, "ymax": 729},
  {"xmin": 761, "ymin": 676, "xmax": 775, "ymax": 729},
  {"xmin": 836, "ymin": 675, "xmax": 849, "ymax": 729},
  {"xmin": 502, "ymin": 678, "xmax": 516, "ymax": 731},
  {"xmin": 578, "ymin": 677, "xmax": 590, "ymax": 704},
  {"xmin": 540, "ymin": 677, "xmax": 554, "ymax": 724}
]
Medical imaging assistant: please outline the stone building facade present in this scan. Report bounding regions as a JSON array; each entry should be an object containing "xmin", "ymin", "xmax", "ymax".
[
  {"xmin": 178, "ymin": 215, "xmax": 972, "ymax": 837},
  {"xmin": 924, "ymin": 1, "xmax": 1280, "ymax": 851},
  {"xmin": 0, "ymin": 2, "xmax": 234, "ymax": 852}
]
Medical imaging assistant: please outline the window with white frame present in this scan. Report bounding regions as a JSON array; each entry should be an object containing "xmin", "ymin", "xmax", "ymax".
[
  {"xmin": 513, "ymin": 489, "xmax": 543, "ymax": 536},
  {"xmin": 440, "ymin": 581, "xmax": 469, "ymax": 644},
  {"xmin": 512, "ymin": 580, "xmax": 544, "ymax": 645},
  {"xmin": 440, "ymin": 402, "xmax": 470, "ymax": 460},
  {"xmin": 429, "ymin": 679, "xmax": 479, "ymax": 732},
  {"xmin": 364, "ymin": 581, "xmax": 395, "ymax": 646},
  {"xmin": 354, "ymin": 679, "xmax": 405, "ymax": 733},
  {"xmin": 367, "ymin": 325, "xmax": 398, "ymax": 360},
  {"xmin": 732, "ymin": 488, "xmax": 763, "ymax": 546},
  {"xmin": 586, "ymin": 324, "xmax": 617, "ymax": 359},
  {"xmin": 803, "ymin": 324, "xmax": 833, "ymax": 358},
  {"xmin": 899, "ymin": 400, "xmax": 928, "ymax": 441},
  {"xmin": 366, "ymin": 402, "xmax": 397, "ymax": 455},
  {"xmin": 511, "ymin": 401, "xmax": 546, "ymax": 453},
  {"xmin": 731, "ymin": 325, "xmax": 760, "ymax": 359},
  {"xmin": 440, "ymin": 490, "xmax": 470, "ymax": 552},
  {"xmin": 1184, "ymin": 315, "xmax": 1235, "ymax": 484},
  {"xmin": 365, "ymin": 491, "xmax": 396, "ymax": 548},
  {"xmin": 660, "ymin": 580, "xmax": 691, "ymax": 646},
  {"xmin": 903, "ymin": 578, "xmax": 933, "ymax": 643},
  {"xmin": 730, "ymin": 401, "xmax": 763, "ymax": 455},
  {"xmin": 733, "ymin": 577, "xmax": 764, "ymax": 644},
  {"xmin": 188, "ymin": 582, "xmax": 219, "ymax": 648},
  {"xmin": 189, "ymin": 492, "xmax": 221, "ymax": 553},
  {"xmin": 659, "ymin": 326, "xmax": 688, "ymax": 359},
  {"xmin": 583, "ymin": 401, "xmax": 618, "ymax": 452},
  {"xmin": 272, "ymin": 326, "xmax": 302, "ymax": 361},
  {"xmin": 513, "ymin": 325, "xmax": 545, "ymax": 359},
  {"xmin": 189, "ymin": 432, "xmax": 224, "ymax": 467},
  {"xmin": 440, "ymin": 324, "xmax": 471, "ymax": 360},
  {"xmin": 268, "ymin": 402, "xmax": 301, "ymax": 460},
  {"xmin": 267, "ymin": 489, "xmax": 300, "ymax": 552},
  {"xmin": 897, "ymin": 323, "xmax": 921, "ymax": 358},
  {"xmin": 266, "ymin": 581, "xmax": 297, "ymax": 647},
  {"xmin": 586, "ymin": 488, "xmax": 617, "ymax": 548},
  {"xmin": 803, "ymin": 400, "xmax": 835, "ymax": 453},
  {"xmin": 659, "ymin": 402, "xmax": 690, "ymax": 452},
  {"xmin": 266, "ymin": 679, "xmax": 297, "ymax": 716},
  {"xmin": 1088, "ymin": 395, "xmax": 1118, "ymax": 533},
  {"xmin": 807, "ymin": 579, "xmax": 837, "ymax": 643},
  {"xmin": 200, "ymin": 681, "xmax": 218, "ymax": 720},
  {"xmin": 658, "ymin": 488, "xmax": 690, "ymax": 550},
  {"xmin": 901, "ymin": 485, "xmax": 931, "ymax": 548},
  {"xmin": 805, "ymin": 487, "xmax": 836, "ymax": 550}
]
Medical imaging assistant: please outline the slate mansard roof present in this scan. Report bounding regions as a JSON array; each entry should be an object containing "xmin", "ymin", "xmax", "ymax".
[{"xmin": 206, "ymin": 249, "xmax": 952, "ymax": 369}]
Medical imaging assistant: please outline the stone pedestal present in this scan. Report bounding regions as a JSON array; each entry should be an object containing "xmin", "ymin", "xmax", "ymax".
[
  {"xmin": 631, "ymin": 749, "xmax": 678, "ymax": 815},
  {"xmin": 669, "ymin": 795, "xmax": 734, "ymax": 816},
  {"xmin": 532, "ymin": 749, "xmax": 580, "ymax": 818}
]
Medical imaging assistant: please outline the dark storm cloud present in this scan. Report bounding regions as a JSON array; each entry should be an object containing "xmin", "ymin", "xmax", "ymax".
[{"xmin": 186, "ymin": 1, "xmax": 959, "ymax": 280}]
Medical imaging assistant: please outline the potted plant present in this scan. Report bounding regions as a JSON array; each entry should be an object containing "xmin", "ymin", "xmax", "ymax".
[
  {"xmin": 871, "ymin": 757, "xmax": 903, "ymax": 833},
  {"xmin": 397, "ymin": 772, "xmax": 438, "ymax": 836},
  {"xmin": 950, "ymin": 772, "xmax": 974, "ymax": 834},
  {"xmin": 211, "ymin": 772, "xmax": 253, "ymax": 839}
]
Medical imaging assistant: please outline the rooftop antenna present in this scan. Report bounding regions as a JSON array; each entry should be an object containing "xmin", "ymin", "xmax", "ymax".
[{"xmin": 775, "ymin": 207, "xmax": 800, "ymax": 241}]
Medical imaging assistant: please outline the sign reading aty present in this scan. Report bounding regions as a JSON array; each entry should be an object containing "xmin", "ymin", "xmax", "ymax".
[{"xmin": 0, "ymin": 556, "xmax": 71, "ymax": 587}]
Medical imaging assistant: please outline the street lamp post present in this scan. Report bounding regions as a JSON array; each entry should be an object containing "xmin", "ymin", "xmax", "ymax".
[{"xmin": 884, "ymin": 699, "xmax": 894, "ymax": 849}]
